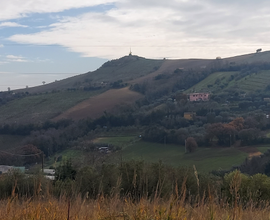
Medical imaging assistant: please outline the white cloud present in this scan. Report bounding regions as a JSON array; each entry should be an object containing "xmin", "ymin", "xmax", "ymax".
[
  {"xmin": 0, "ymin": 22, "xmax": 28, "ymax": 28},
  {"xmin": 7, "ymin": 0, "xmax": 270, "ymax": 59},
  {"xmin": 0, "ymin": 44, "xmax": 3, "ymax": 48},
  {"xmin": 0, "ymin": 0, "xmax": 116, "ymax": 21},
  {"xmin": 6, "ymin": 55, "xmax": 29, "ymax": 62}
]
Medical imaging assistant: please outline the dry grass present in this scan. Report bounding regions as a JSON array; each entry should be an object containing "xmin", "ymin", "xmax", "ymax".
[{"xmin": 1, "ymin": 196, "xmax": 270, "ymax": 220}]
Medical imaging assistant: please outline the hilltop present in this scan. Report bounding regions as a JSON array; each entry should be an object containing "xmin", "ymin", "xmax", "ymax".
[{"xmin": 2, "ymin": 51, "xmax": 270, "ymax": 124}]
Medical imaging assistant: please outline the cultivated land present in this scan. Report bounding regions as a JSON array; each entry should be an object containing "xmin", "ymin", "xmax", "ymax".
[
  {"xmin": 0, "ymin": 90, "xmax": 103, "ymax": 124},
  {"xmin": 53, "ymin": 87, "xmax": 143, "ymax": 121},
  {"xmin": 186, "ymin": 70, "xmax": 270, "ymax": 94}
]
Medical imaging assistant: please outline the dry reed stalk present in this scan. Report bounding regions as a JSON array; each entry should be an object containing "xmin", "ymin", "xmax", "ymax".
[{"xmin": 1, "ymin": 194, "xmax": 270, "ymax": 219}]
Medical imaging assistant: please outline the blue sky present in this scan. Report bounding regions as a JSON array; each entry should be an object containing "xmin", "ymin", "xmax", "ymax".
[{"xmin": 1, "ymin": 0, "xmax": 270, "ymax": 91}]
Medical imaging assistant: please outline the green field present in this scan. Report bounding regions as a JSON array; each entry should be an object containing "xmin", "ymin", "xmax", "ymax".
[
  {"xmin": 45, "ymin": 149, "xmax": 84, "ymax": 168},
  {"xmin": 92, "ymin": 136, "xmax": 250, "ymax": 172},
  {"xmin": 45, "ymin": 136, "xmax": 270, "ymax": 172},
  {"xmin": 121, "ymin": 141, "xmax": 249, "ymax": 172},
  {"xmin": 186, "ymin": 70, "xmax": 270, "ymax": 94},
  {"xmin": 0, "ymin": 90, "xmax": 104, "ymax": 124},
  {"xmin": 186, "ymin": 71, "xmax": 238, "ymax": 93}
]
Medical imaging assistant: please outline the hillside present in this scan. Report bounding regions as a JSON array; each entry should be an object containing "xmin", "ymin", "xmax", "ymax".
[
  {"xmin": 2, "ymin": 51, "xmax": 270, "ymax": 124},
  {"xmin": 0, "ymin": 90, "xmax": 103, "ymax": 124},
  {"xmin": 15, "ymin": 55, "xmax": 164, "ymax": 94},
  {"xmin": 186, "ymin": 70, "xmax": 270, "ymax": 94},
  {"xmin": 1, "ymin": 51, "xmax": 270, "ymax": 176},
  {"xmin": 53, "ymin": 87, "xmax": 143, "ymax": 121}
]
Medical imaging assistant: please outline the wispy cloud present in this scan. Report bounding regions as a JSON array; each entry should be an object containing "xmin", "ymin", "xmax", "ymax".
[
  {"xmin": 0, "ymin": 44, "xmax": 3, "ymax": 48},
  {"xmin": 6, "ymin": 55, "xmax": 29, "ymax": 62},
  {"xmin": 0, "ymin": 0, "xmax": 116, "ymax": 21},
  {"xmin": 0, "ymin": 22, "xmax": 28, "ymax": 28}
]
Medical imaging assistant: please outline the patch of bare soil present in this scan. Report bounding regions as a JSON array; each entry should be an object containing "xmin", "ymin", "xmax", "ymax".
[
  {"xmin": 53, "ymin": 87, "xmax": 143, "ymax": 121},
  {"xmin": 238, "ymin": 147, "xmax": 262, "ymax": 159}
]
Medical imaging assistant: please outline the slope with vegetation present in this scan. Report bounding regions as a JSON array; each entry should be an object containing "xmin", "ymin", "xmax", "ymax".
[{"xmin": 1, "ymin": 51, "xmax": 270, "ymax": 177}]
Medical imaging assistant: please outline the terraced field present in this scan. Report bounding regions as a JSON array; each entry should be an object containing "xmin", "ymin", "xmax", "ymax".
[{"xmin": 186, "ymin": 70, "xmax": 270, "ymax": 94}]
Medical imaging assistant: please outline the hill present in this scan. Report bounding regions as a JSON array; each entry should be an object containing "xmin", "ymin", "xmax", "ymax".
[
  {"xmin": 2, "ymin": 51, "xmax": 270, "ymax": 124},
  {"xmin": 53, "ymin": 87, "xmax": 143, "ymax": 121},
  {"xmin": 186, "ymin": 70, "xmax": 270, "ymax": 94},
  {"xmin": 0, "ymin": 90, "xmax": 103, "ymax": 124},
  {"xmin": 15, "ymin": 55, "xmax": 164, "ymax": 94}
]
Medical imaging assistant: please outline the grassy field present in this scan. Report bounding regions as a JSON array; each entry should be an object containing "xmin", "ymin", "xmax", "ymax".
[
  {"xmin": 92, "ymin": 136, "xmax": 250, "ymax": 172},
  {"xmin": 186, "ymin": 70, "xmax": 270, "ymax": 94},
  {"xmin": 0, "ymin": 90, "xmax": 103, "ymax": 124},
  {"xmin": 45, "ymin": 149, "xmax": 84, "ymax": 168},
  {"xmin": 121, "ymin": 141, "xmax": 248, "ymax": 172}
]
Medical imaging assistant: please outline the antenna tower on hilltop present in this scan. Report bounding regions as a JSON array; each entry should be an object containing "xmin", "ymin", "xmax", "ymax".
[{"xmin": 129, "ymin": 48, "xmax": 132, "ymax": 56}]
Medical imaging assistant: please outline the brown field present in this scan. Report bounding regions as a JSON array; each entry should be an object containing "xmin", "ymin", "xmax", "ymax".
[
  {"xmin": 2, "ymin": 196, "xmax": 270, "ymax": 220},
  {"xmin": 53, "ymin": 87, "xmax": 143, "ymax": 121}
]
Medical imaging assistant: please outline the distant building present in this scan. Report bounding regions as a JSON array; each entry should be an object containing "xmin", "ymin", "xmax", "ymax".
[
  {"xmin": 43, "ymin": 169, "xmax": 55, "ymax": 180},
  {"xmin": 184, "ymin": 112, "xmax": 196, "ymax": 121},
  {"xmin": 0, "ymin": 165, "xmax": 25, "ymax": 174},
  {"xmin": 189, "ymin": 93, "xmax": 210, "ymax": 102}
]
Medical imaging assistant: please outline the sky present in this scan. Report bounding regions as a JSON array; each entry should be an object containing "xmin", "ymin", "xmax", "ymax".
[{"xmin": 0, "ymin": 0, "xmax": 270, "ymax": 91}]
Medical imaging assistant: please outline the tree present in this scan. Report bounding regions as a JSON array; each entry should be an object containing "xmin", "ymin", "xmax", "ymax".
[
  {"xmin": 206, "ymin": 123, "xmax": 237, "ymax": 146},
  {"xmin": 185, "ymin": 137, "xmax": 198, "ymax": 153},
  {"xmin": 238, "ymin": 128, "xmax": 260, "ymax": 145},
  {"xmin": 20, "ymin": 144, "xmax": 42, "ymax": 165},
  {"xmin": 55, "ymin": 159, "xmax": 76, "ymax": 181},
  {"xmin": 229, "ymin": 117, "xmax": 244, "ymax": 131}
]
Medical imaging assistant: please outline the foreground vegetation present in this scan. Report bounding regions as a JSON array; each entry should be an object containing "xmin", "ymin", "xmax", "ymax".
[
  {"xmin": 2, "ymin": 196, "xmax": 270, "ymax": 220},
  {"xmin": 2, "ymin": 165, "xmax": 270, "ymax": 219}
]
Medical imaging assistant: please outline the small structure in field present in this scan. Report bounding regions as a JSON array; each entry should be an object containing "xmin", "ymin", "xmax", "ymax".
[
  {"xmin": 189, "ymin": 93, "xmax": 210, "ymax": 102},
  {"xmin": 256, "ymin": 48, "xmax": 262, "ymax": 53}
]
